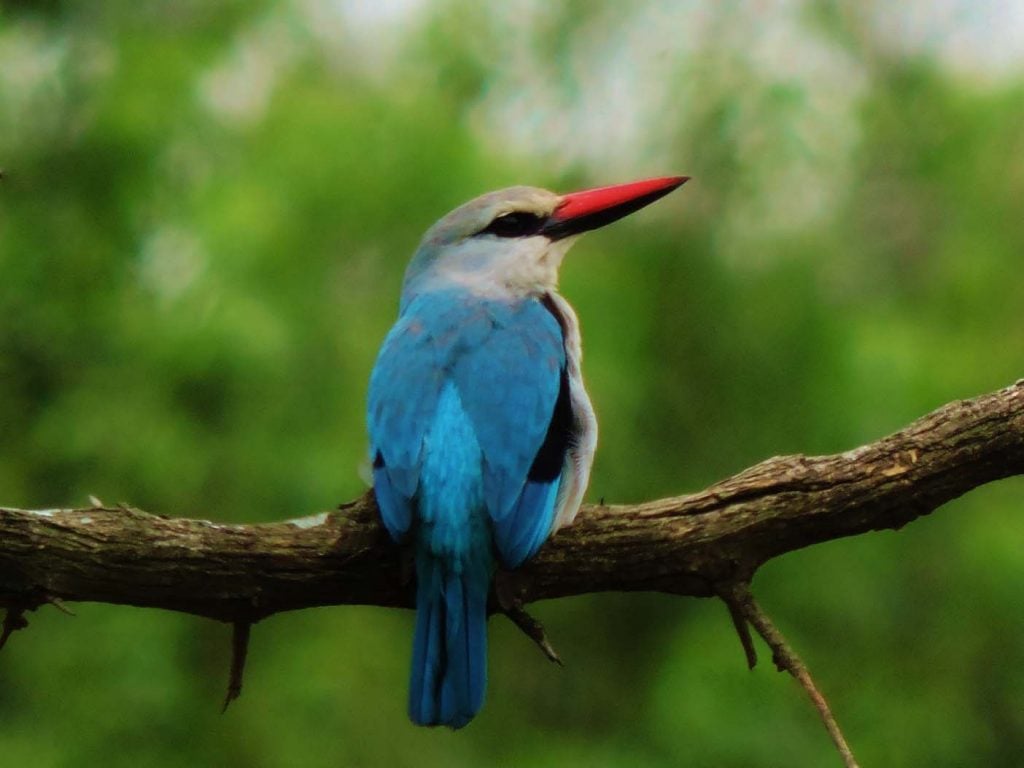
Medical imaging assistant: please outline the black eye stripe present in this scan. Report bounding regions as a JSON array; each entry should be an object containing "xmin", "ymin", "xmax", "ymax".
[{"xmin": 479, "ymin": 211, "xmax": 546, "ymax": 238}]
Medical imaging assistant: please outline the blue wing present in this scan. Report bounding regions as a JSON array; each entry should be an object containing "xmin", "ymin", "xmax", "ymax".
[
  {"xmin": 367, "ymin": 299, "xmax": 454, "ymax": 540},
  {"xmin": 449, "ymin": 300, "xmax": 566, "ymax": 566},
  {"xmin": 368, "ymin": 290, "xmax": 567, "ymax": 564}
]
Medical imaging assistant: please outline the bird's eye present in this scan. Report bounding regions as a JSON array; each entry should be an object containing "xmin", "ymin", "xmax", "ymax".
[{"xmin": 480, "ymin": 212, "xmax": 545, "ymax": 238}]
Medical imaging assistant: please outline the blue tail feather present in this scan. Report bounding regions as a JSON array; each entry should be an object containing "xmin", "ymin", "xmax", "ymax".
[
  {"xmin": 409, "ymin": 557, "xmax": 488, "ymax": 729},
  {"xmin": 409, "ymin": 559, "xmax": 444, "ymax": 725}
]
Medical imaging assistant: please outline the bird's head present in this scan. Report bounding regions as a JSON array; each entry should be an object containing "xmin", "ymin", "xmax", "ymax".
[{"xmin": 401, "ymin": 176, "xmax": 688, "ymax": 303}]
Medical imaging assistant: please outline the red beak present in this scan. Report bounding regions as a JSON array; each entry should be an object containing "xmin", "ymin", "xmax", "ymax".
[{"xmin": 541, "ymin": 175, "xmax": 689, "ymax": 240}]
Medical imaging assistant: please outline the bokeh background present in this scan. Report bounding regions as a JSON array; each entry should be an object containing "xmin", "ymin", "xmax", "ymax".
[{"xmin": 2, "ymin": 1, "xmax": 1023, "ymax": 765}]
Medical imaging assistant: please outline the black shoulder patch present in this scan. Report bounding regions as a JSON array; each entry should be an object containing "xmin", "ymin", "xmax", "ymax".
[
  {"xmin": 529, "ymin": 294, "xmax": 572, "ymax": 483},
  {"xmin": 528, "ymin": 366, "xmax": 572, "ymax": 483}
]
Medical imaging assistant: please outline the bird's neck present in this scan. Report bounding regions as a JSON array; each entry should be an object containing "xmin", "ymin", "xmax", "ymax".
[
  {"xmin": 403, "ymin": 236, "xmax": 579, "ymax": 305},
  {"xmin": 404, "ymin": 264, "xmax": 559, "ymax": 306}
]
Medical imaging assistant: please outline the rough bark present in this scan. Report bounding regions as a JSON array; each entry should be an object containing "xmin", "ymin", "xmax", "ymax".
[{"xmin": 1, "ymin": 381, "xmax": 1021, "ymax": 622}]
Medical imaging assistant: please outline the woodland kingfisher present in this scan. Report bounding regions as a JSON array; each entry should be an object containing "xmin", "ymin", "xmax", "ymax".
[{"xmin": 367, "ymin": 175, "xmax": 688, "ymax": 728}]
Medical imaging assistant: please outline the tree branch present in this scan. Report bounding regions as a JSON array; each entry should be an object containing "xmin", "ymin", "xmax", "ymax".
[
  {"xmin": 1, "ymin": 381, "xmax": 1022, "ymax": 621},
  {"xmin": 2, "ymin": 381, "xmax": 1021, "ymax": 763}
]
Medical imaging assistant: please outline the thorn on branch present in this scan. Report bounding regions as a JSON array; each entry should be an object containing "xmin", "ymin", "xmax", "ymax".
[
  {"xmin": 719, "ymin": 586, "xmax": 758, "ymax": 669},
  {"xmin": 503, "ymin": 602, "xmax": 563, "ymax": 666},
  {"xmin": 494, "ymin": 570, "xmax": 563, "ymax": 665},
  {"xmin": 723, "ymin": 582, "xmax": 860, "ymax": 768},
  {"xmin": 222, "ymin": 620, "xmax": 252, "ymax": 713},
  {"xmin": 45, "ymin": 595, "xmax": 76, "ymax": 616}
]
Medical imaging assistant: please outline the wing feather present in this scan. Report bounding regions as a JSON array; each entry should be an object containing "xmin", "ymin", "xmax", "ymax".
[{"xmin": 368, "ymin": 291, "xmax": 569, "ymax": 561}]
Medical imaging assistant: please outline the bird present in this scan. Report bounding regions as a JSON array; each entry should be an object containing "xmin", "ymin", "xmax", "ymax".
[{"xmin": 367, "ymin": 175, "xmax": 688, "ymax": 728}]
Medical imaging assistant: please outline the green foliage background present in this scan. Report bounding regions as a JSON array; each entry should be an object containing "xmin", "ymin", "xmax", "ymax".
[{"xmin": 1, "ymin": 2, "xmax": 1023, "ymax": 765}]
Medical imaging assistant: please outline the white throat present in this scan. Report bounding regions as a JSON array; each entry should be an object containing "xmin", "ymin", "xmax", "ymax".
[{"xmin": 442, "ymin": 235, "xmax": 580, "ymax": 298}]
